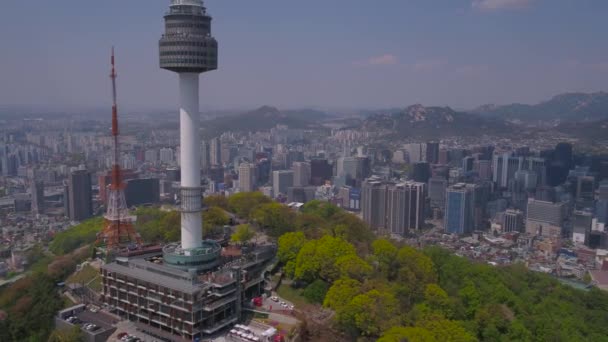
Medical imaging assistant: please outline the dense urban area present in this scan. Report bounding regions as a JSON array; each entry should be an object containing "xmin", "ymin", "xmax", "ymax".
[{"xmin": 2, "ymin": 0, "xmax": 608, "ymax": 342}]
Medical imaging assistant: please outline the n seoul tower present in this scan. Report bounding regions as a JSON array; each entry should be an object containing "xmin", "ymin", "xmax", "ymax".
[{"xmin": 159, "ymin": 0, "xmax": 218, "ymax": 250}]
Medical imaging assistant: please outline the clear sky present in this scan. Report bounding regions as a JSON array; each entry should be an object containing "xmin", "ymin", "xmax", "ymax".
[{"xmin": 0, "ymin": 0, "xmax": 607, "ymax": 111}]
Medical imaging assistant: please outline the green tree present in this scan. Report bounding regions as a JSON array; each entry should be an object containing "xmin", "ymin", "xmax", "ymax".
[
  {"xmin": 342, "ymin": 289, "xmax": 400, "ymax": 336},
  {"xmin": 203, "ymin": 206, "xmax": 230, "ymax": 237},
  {"xmin": 231, "ymin": 224, "xmax": 255, "ymax": 244},
  {"xmin": 251, "ymin": 202, "xmax": 296, "ymax": 237},
  {"xmin": 378, "ymin": 326, "xmax": 438, "ymax": 342},
  {"xmin": 204, "ymin": 194, "xmax": 229, "ymax": 209},
  {"xmin": 424, "ymin": 284, "xmax": 452, "ymax": 317},
  {"xmin": 49, "ymin": 217, "xmax": 104, "ymax": 255},
  {"xmin": 302, "ymin": 279, "xmax": 329, "ymax": 304},
  {"xmin": 324, "ymin": 278, "xmax": 362, "ymax": 312},
  {"xmin": 335, "ymin": 254, "xmax": 372, "ymax": 281},
  {"xmin": 294, "ymin": 235, "xmax": 357, "ymax": 282},
  {"xmin": 277, "ymin": 232, "xmax": 307, "ymax": 278},
  {"xmin": 228, "ymin": 192, "xmax": 271, "ymax": 218}
]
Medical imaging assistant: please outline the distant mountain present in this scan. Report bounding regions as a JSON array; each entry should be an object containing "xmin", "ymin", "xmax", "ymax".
[
  {"xmin": 201, "ymin": 106, "xmax": 325, "ymax": 136},
  {"xmin": 472, "ymin": 92, "xmax": 608, "ymax": 123},
  {"xmin": 363, "ymin": 104, "xmax": 513, "ymax": 138}
]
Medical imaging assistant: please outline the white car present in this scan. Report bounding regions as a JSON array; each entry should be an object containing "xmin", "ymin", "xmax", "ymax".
[{"xmin": 271, "ymin": 296, "xmax": 279, "ymax": 302}]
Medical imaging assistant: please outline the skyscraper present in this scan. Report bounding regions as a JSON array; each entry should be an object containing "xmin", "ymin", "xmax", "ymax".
[
  {"xmin": 412, "ymin": 162, "xmax": 431, "ymax": 183},
  {"xmin": 426, "ymin": 142, "xmax": 439, "ymax": 164},
  {"xmin": 387, "ymin": 182, "xmax": 426, "ymax": 235},
  {"xmin": 30, "ymin": 180, "xmax": 44, "ymax": 215},
  {"xmin": 201, "ymin": 140, "xmax": 210, "ymax": 172},
  {"xmin": 238, "ymin": 163, "xmax": 257, "ymax": 192},
  {"xmin": 361, "ymin": 178, "xmax": 388, "ymax": 230},
  {"xmin": 67, "ymin": 169, "xmax": 93, "ymax": 222},
  {"xmin": 503, "ymin": 209, "xmax": 524, "ymax": 233},
  {"xmin": 293, "ymin": 161, "xmax": 311, "ymax": 187},
  {"xmin": 310, "ymin": 158, "xmax": 332, "ymax": 186},
  {"xmin": 210, "ymin": 137, "xmax": 221, "ymax": 166},
  {"xmin": 273, "ymin": 170, "xmax": 294, "ymax": 197},
  {"xmin": 428, "ymin": 177, "xmax": 447, "ymax": 209},
  {"xmin": 525, "ymin": 198, "xmax": 566, "ymax": 237},
  {"xmin": 444, "ymin": 183, "xmax": 476, "ymax": 235}
]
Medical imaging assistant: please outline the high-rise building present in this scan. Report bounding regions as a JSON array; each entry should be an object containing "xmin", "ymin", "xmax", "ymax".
[
  {"xmin": 287, "ymin": 186, "xmax": 317, "ymax": 203},
  {"xmin": 144, "ymin": 149, "xmax": 158, "ymax": 163},
  {"xmin": 387, "ymin": 182, "xmax": 426, "ymax": 235},
  {"xmin": 201, "ymin": 140, "xmax": 210, "ymax": 172},
  {"xmin": 576, "ymin": 176, "xmax": 595, "ymax": 202},
  {"xmin": 159, "ymin": 147, "xmax": 175, "ymax": 164},
  {"xmin": 428, "ymin": 177, "xmax": 447, "ymax": 209},
  {"xmin": 293, "ymin": 161, "xmax": 311, "ymax": 187},
  {"xmin": 238, "ymin": 163, "xmax": 257, "ymax": 192},
  {"xmin": 503, "ymin": 209, "xmax": 524, "ymax": 233},
  {"xmin": 405, "ymin": 143, "xmax": 425, "ymax": 163},
  {"xmin": 493, "ymin": 153, "xmax": 524, "ymax": 188},
  {"xmin": 210, "ymin": 137, "xmax": 222, "ymax": 166},
  {"xmin": 412, "ymin": 162, "xmax": 431, "ymax": 183},
  {"xmin": 474, "ymin": 159, "xmax": 492, "ymax": 181},
  {"xmin": 125, "ymin": 178, "xmax": 161, "ymax": 207},
  {"xmin": 30, "ymin": 180, "xmax": 44, "ymax": 215},
  {"xmin": 426, "ymin": 142, "xmax": 439, "ymax": 164},
  {"xmin": 67, "ymin": 169, "xmax": 93, "ymax": 222},
  {"xmin": 526, "ymin": 198, "xmax": 566, "ymax": 237},
  {"xmin": 362, "ymin": 178, "xmax": 387, "ymax": 230},
  {"xmin": 444, "ymin": 183, "xmax": 476, "ymax": 235},
  {"xmin": 273, "ymin": 170, "xmax": 294, "ymax": 197},
  {"xmin": 310, "ymin": 158, "xmax": 332, "ymax": 186}
]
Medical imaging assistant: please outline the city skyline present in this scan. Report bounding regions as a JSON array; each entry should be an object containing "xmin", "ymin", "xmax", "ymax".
[{"xmin": 0, "ymin": 0, "xmax": 607, "ymax": 111}]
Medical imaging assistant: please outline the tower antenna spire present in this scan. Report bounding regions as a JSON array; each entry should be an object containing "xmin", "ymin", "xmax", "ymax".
[{"xmin": 97, "ymin": 47, "xmax": 142, "ymax": 250}]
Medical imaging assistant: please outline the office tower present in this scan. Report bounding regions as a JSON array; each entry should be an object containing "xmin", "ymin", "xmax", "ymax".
[
  {"xmin": 125, "ymin": 178, "xmax": 161, "ymax": 207},
  {"xmin": 238, "ymin": 163, "xmax": 257, "ymax": 192},
  {"xmin": 310, "ymin": 158, "xmax": 332, "ymax": 186},
  {"xmin": 287, "ymin": 186, "xmax": 317, "ymax": 203},
  {"xmin": 462, "ymin": 156, "xmax": 475, "ymax": 173},
  {"xmin": 362, "ymin": 178, "xmax": 387, "ymax": 229},
  {"xmin": 547, "ymin": 142, "xmax": 573, "ymax": 186},
  {"xmin": 596, "ymin": 200, "xmax": 608, "ymax": 224},
  {"xmin": 428, "ymin": 177, "xmax": 447, "ymax": 209},
  {"xmin": 514, "ymin": 170, "xmax": 538, "ymax": 192},
  {"xmin": 426, "ymin": 142, "xmax": 439, "ymax": 164},
  {"xmin": 493, "ymin": 153, "xmax": 524, "ymax": 188},
  {"xmin": 438, "ymin": 149, "xmax": 449, "ymax": 165},
  {"xmin": 256, "ymin": 158, "xmax": 271, "ymax": 185},
  {"xmin": 337, "ymin": 186, "xmax": 361, "ymax": 211},
  {"xmin": 474, "ymin": 159, "xmax": 492, "ymax": 181},
  {"xmin": 412, "ymin": 162, "xmax": 431, "ymax": 183},
  {"xmin": 392, "ymin": 150, "xmax": 407, "ymax": 164},
  {"xmin": 572, "ymin": 210, "xmax": 593, "ymax": 244},
  {"xmin": 159, "ymin": 147, "xmax": 175, "ymax": 164},
  {"xmin": 503, "ymin": 209, "xmax": 524, "ymax": 233},
  {"xmin": 201, "ymin": 140, "xmax": 210, "ymax": 172},
  {"xmin": 209, "ymin": 165, "xmax": 224, "ymax": 184},
  {"xmin": 221, "ymin": 144, "xmax": 237, "ymax": 165},
  {"xmin": 576, "ymin": 176, "xmax": 595, "ymax": 202},
  {"xmin": 144, "ymin": 149, "xmax": 158, "ymax": 163},
  {"xmin": 67, "ymin": 169, "xmax": 93, "ymax": 222},
  {"xmin": 273, "ymin": 170, "xmax": 294, "ymax": 197},
  {"xmin": 404, "ymin": 143, "xmax": 425, "ymax": 163},
  {"xmin": 30, "ymin": 180, "xmax": 44, "ymax": 215},
  {"xmin": 444, "ymin": 183, "xmax": 476, "ymax": 235},
  {"xmin": 293, "ymin": 161, "xmax": 311, "ymax": 187},
  {"xmin": 526, "ymin": 199, "xmax": 566, "ymax": 237},
  {"xmin": 599, "ymin": 181, "xmax": 608, "ymax": 201},
  {"xmin": 526, "ymin": 157, "xmax": 547, "ymax": 186},
  {"xmin": 210, "ymin": 137, "xmax": 222, "ymax": 166},
  {"xmin": 387, "ymin": 182, "xmax": 426, "ymax": 235}
]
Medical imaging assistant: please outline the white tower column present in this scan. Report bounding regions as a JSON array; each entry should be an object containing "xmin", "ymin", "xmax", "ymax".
[{"xmin": 179, "ymin": 72, "xmax": 202, "ymax": 250}]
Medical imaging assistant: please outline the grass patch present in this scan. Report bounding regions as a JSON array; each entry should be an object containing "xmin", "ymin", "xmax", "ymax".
[
  {"xmin": 276, "ymin": 283, "xmax": 308, "ymax": 308},
  {"xmin": 62, "ymin": 294, "xmax": 75, "ymax": 309},
  {"xmin": 66, "ymin": 264, "xmax": 101, "ymax": 292}
]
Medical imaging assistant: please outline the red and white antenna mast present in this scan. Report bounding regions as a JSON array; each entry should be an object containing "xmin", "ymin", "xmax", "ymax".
[{"xmin": 98, "ymin": 48, "xmax": 142, "ymax": 250}]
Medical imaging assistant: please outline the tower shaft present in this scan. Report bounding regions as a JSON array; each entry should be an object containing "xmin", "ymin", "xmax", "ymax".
[{"xmin": 179, "ymin": 73, "xmax": 203, "ymax": 249}]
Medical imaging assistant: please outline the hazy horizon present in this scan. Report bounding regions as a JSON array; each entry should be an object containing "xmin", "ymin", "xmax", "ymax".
[{"xmin": 0, "ymin": 0, "xmax": 607, "ymax": 111}]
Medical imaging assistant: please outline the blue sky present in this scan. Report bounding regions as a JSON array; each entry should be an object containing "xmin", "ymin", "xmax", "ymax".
[{"xmin": 0, "ymin": 0, "xmax": 607, "ymax": 111}]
